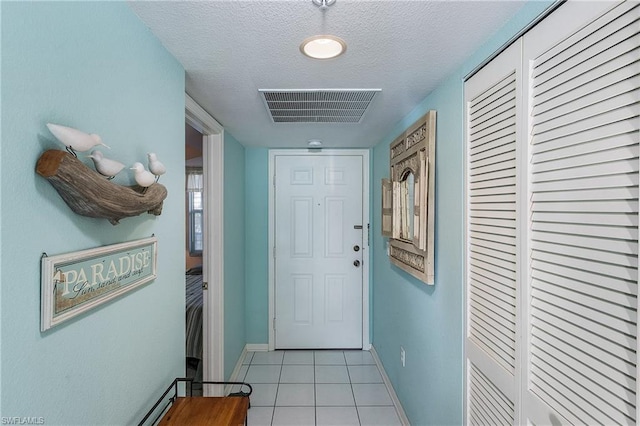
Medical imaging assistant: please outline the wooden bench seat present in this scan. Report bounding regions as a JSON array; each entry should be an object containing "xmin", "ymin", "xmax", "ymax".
[
  {"xmin": 158, "ymin": 396, "xmax": 249, "ymax": 426},
  {"xmin": 138, "ymin": 379, "xmax": 252, "ymax": 426}
]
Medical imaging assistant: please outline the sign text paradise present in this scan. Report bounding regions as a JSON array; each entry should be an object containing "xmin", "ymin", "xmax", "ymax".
[{"xmin": 57, "ymin": 251, "xmax": 151, "ymax": 299}]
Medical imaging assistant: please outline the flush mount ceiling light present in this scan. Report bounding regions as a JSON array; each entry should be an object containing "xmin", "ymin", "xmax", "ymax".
[
  {"xmin": 300, "ymin": 35, "xmax": 346, "ymax": 60},
  {"xmin": 301, "ymin": 0, "xmax": 345, "ymax": 60},
  {"xmin": 307, "ymin": 139, "xmax": 323, "ymax": 148}
]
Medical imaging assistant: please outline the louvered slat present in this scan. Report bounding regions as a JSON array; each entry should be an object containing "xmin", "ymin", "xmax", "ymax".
[
  {"xmin": 533, "ymin": 54, "xmax": 640, "ymax": 108},
  {"xmin": 532, "ymin": 104, "xmax": 639, "ymax": 145},
  {"xmin": 468, "ymin": 363, "xmax": 515, "ymax": 426},
  {"xmin": 531, "ymin": 239, "xmax": 636, "ymax": 268},
  {"xmin": 531, "ymin": 211, "xmax": 639, "ymax": 227},
  {"xmin": 469, "ymin": 125, "xmax": 516, "ymax": 150},
  {"xmin": 532, "ymin": 311, "xmax": 636, "ymax": 376},
  {"xmin": 531, "ymin": 119, "xmax": 640, "ymax": 156},
  {"xmin": 535, "ymin": 144, "xmax": 638, "ymax": 174},
  {"xmin": 531, "ymin": 249, "xmax": 637, "ymax": 283},
  {"xmin": 532, "ymin": 186, "xmax": 637, "ymax": 203},
  {"xmin": 470, "ymin": 238, "xmax": 516, "ymax": 262},
  {"xmin": 529, "ymin": 4, "xmax": 640, "ymax": 423},
  {"xmin": 530, "ymin": 358, "xmax": 633, "ymax": 424},
  {"xmin": 532, "ymin": 171, "xmax": 638, "ymax": 193},
  {"xmin": 470, "ymin": 73, "xmax": 516, "ymax": 119},
  {"xmin": 531, "ymin": 334, "xmax": 635, "ymax": 401},
  {"xmin": 533, "ymin": 72, "xmax": 640, "ymax": 120},
  {"xmin": 532, "ymin": 131, "xmax": 639, "ymax": 164},
  {"xmin": 470, "ymin": 264, "xmax": 517, "ymax": 293},
  {"xmin": 468, "ymin": 70, "xmax": 518, "ymax": 378},
  {"xmin": 470, "ymin": 140, "xmax": 515, "ymax": 164},
  {"xmin": 534, "ymin": 17, "xmax": 639, "ymax": 92},
  {"xmin": 531, "ymin": 259, "xmax": 637, "ymax": 296},
  {"xmin": 532, "ymin": 2, "xmax": 638, "ymax": 76}
]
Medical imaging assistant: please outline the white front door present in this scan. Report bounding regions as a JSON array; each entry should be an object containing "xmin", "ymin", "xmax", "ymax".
[{"xmin": 274, "ymin": 154, "xmax": 364, "ymax": 349}]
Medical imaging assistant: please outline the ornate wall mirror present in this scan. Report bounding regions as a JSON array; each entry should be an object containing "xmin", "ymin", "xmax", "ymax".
[{"xmin": 382, "ymin": 111, "xmax": 436, "ymax": 284}]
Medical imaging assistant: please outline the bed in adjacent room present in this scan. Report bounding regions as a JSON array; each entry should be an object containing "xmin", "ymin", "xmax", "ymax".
[{"xmin": 185, "ymin": 267, "xmax": 203, "ymax": 362}]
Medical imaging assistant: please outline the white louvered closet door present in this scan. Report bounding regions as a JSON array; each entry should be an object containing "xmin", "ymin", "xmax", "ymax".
[
  {"xmin": 465, "ymin": 1, "xmax": 640, "ymax": 425},
  {"xmin": 465, "ymin": 42, "xmax": 522, "ymax": 426},
  {"xmin": 523, "ymin": 1, "xmax": 640, "ymax": 424}
]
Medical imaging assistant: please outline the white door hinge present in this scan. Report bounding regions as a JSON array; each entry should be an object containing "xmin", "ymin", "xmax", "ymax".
[{"xmin": 273, "ymin": 318, "xmax": 276, "ymax": 330}]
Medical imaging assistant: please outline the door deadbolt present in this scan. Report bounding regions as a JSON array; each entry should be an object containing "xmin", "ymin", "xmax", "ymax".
[
  {"xmin": 353, "ymin": 260, "xmax": 361, "ymax": 267},
  {"xmin": 353, "ymin": 245, "xmax": 360, "ymax": 252}
]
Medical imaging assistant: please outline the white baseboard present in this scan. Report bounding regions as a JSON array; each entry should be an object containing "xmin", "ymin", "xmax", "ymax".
[
  {"xmin": 246, "ymin": 343, "xmax": 269, "ymax": 352},
  {"xmin": 225, "ymin": 345, "xmax": 248, "ymax": 394},
  {"xmin": 227, "ymin": 344, "xmax": 268, "ymax": 386},
  {"xmin": 225, "ymin": 344, "xmax": 268, "ymax": 394},
  {"xmin": 229, "ymin": 346, "xmax": 248, "ymax": 381},
  {"xmin": 370, "ymin": 345, "xmax": 411, "ymax": 426}
]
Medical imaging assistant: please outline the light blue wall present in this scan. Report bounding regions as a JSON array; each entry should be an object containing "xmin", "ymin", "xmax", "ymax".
[
  {"xmin": 224, "ymin": 132, "xmax": 247, "ymax": 378},
  {"xmin": 370, "ymin": 2, "xmax": 553, "ymax": 425},
  {"xmin": 1, "ymin": 2, "xmax": 185, "ymax": 424},
  {"xmin": 245, "ymin": 148, "xmax": 270, "ymax": 344},
  {"xmin": 0, "ymin": 3, "xmax": 3, "ymax": 413}
]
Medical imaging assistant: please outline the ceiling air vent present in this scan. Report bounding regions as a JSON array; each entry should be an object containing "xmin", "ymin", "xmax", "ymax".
[{"xmin": 259, "ymin": 89, "xmax": 381, "ymax": 123}]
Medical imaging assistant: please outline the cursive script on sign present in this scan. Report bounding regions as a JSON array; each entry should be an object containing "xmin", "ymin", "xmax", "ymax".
[{"xmin": 56, "ymin": 251, "xmax": 151, "ymax": 297}]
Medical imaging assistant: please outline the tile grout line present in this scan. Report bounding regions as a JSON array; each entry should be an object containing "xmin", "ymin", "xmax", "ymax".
[
  {"xmin": 313, "ymin": 350, "xmax": 317, "ymax": 426},
  {"xmin": 252, "ymin": 350, "xmax": 392, "ymax": 425},
  {"xmin": 345, "ymin": 353, "xmax": 363, "ymax": 426},
  {"xmin": 274, "ymin": 351, "xmax": 285, "ymax": 425}
]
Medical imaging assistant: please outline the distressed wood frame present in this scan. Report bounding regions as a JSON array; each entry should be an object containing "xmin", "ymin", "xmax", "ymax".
[{"xmin": 385, "ymin": 110, "xmax": 436, "ymax": 284}]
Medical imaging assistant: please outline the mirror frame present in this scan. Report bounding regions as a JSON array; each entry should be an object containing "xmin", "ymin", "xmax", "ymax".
[{"xmin": 383, "ymin": 111, "xmax": 436, "ymax": 285}]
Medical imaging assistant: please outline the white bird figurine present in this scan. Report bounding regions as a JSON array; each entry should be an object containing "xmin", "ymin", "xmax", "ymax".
[
  {"xmin": 130, "ymin": 162, "xmax": 156, "ymax": 193},
  {"xmin": 147, "ymin": 153, "xmax": 166, "ymax": 182},
  {"xmin": 47, "ymin": 123, "xmax": 109, "ymax": 157},
  {"xmin": 87, "ymin": 150, "xmax": 125, "ymax": 180}
]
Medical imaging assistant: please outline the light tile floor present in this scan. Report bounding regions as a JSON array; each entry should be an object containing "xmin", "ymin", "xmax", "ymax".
[{"xmin": 237, "ymin": 350, "xmax": 403, "ymax": 426}]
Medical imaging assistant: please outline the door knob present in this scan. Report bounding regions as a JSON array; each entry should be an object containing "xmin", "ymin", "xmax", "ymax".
[
  {"xmin": 353, "ymin": 245, "xmax": 360, "ymax": 252},
  {"xmin": 353, "ymin": 260, "xmax": 361, "ymax": 267}
]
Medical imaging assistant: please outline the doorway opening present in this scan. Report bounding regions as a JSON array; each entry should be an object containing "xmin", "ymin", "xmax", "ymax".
[
  {"xmin": 185, "ymin": 122, "xmax": 204, "ymax": 392},
  {"xmin": 185, "ymin": 94, "xmax": 225, "ymax": 395}
]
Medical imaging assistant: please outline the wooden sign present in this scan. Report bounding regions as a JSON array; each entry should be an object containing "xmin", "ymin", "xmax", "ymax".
[{"xmin": 41, "ymin": 237, "xmax": 157, "ymax": 331}]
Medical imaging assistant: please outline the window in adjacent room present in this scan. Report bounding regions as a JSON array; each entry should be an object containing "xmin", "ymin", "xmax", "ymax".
[{"xmin": 187, "ymin": 168, "xmax": 204, "ymax": 255}]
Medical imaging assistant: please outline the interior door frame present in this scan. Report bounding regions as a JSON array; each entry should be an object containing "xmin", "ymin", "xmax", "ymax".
[
  {"xmin": 268, "ymin": 149, "xmax": 371, "ymax": 351},
  {"xmin": 185, "ymin": 94, "xmax": 224, "ymax": 394}
]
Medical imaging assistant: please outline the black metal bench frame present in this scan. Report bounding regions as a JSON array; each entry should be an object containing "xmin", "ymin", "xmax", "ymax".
[{"xmin": 138, "ymin": 378, "xmax": 253, "ymax": 426}]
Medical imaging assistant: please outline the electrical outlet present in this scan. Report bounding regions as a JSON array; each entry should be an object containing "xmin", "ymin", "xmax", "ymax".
[{"xmin": 400, "ymin": 346, "xmax": 406, "ymax": 367}]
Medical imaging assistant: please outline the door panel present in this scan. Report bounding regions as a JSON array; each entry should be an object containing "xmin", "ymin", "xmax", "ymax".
[
  {"xmin": 523, "ymin": 2, "xmax": 640, "ymax": 424},
  {"xmin": 275, "ymin": 155, "xmax": 363, "ymax": 349},
  {"xmin": 465, "ymin": 41, "xmax": 521, "ymax": 426},
  {"xmin": 291, "ymin": 197, "xmax": 313, "ymax": 257}
]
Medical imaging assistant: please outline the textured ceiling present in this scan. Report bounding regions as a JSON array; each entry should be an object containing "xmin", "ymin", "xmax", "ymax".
[{"xmin": 128, "ymin": 0, "xmax": 526, "ymax": 148}]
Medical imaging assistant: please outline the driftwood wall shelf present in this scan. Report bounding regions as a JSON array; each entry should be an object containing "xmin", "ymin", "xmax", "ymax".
[{"xmin": 36, "ymin": 150, "xmax": 167, "ymax": 225}]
